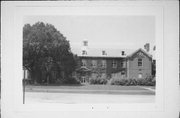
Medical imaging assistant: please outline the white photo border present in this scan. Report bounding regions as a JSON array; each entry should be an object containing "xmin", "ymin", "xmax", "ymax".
[{"xmin": 4, "ymin": 1, "xmax": 179, "ymax": 118}]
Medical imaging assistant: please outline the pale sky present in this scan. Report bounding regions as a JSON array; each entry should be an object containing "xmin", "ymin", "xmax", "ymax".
[{"xmin": 24, "ymin": 15, "xmax": 155, "ymax": 54}]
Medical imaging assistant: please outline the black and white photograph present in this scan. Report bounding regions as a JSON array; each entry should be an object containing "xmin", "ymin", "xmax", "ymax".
[
  {"xmin": 23, "ymin": 16, "xmax": 156, "ymax": 104},
  {"xmin": 1, "ymin": 1, "xmax": 179, "ymax": 118}
]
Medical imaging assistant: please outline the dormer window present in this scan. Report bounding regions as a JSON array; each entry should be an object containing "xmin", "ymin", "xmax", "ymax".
[
  {"xmin": 82, "ymin": 50, "xmax": 87, "ymax": 55},
  {"xmin": 102, "ymin": 50, "xmax": 107, "ymax": 55}
]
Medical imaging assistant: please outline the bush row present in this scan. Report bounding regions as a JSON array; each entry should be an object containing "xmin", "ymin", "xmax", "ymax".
[
  {"xmin": 110, "ymin": 78, "xmax": 155, "ymax": 86},
  {"xmin": 88, "ymin": 76, "xmax": 155, "ymax": 86},
  {"xmin": 63, "ymin": 77, "xmax": 81, "ymax": 85},
  {"xmin": 89, "ymin": 77, "xmax": 108, "ymax": 85}
]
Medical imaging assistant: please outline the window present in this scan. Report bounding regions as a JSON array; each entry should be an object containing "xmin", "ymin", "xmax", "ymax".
[
  {"xmin": 92, "ymin": 60, "xmax": 97, "ymax": 67},
  {"xmin": 112, "ymin": 60, "xmax": 117, "ymax": 68},
  {"xmin": 82, "ymin": 50, "xmax": 87, "ymax": 55},
  {"xmin": 121, "ymin": 71, "xmax": 125, "ymax": 75},
  {"xmin": 138, "ymin": 58, "xmax": 143, "ymax": 67},
  {"xmin": 82, "ymin": 59, "xmax": 87, "ymax": 66},
  {"xmin": 121, "ymin": 61, "xmax": 125, "ymax": 68},
  {"xmin": 102, "ymin": 60, "xmax": 106, "ymax": 68}
]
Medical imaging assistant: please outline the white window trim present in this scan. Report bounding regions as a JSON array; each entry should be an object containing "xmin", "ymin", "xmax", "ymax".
[{"xmin": 138, "ymin": 58, "xmax": 143, "ymax": 67}]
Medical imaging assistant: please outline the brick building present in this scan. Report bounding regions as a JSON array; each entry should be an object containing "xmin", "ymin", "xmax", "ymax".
[{"xmin": 74, "ymin": 41, "xmax": 153, "ymax": 83}]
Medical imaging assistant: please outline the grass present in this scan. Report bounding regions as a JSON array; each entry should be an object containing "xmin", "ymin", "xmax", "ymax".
[
  {"xmin": 25, "ymin": 84, "xmax": 155, "ymax": 95},
  {"xmin": 26, "ymin": 84, "xmax": 147, "ymax": 90}
]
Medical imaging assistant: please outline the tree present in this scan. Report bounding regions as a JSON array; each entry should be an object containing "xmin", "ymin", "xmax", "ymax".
[
  {"xmin": 152, "ymin": 60, "xmax": 156, "ymax": 77},
  {"xmin": 23, "ymin": 22, "xmax": 78, "ymax": 84}
]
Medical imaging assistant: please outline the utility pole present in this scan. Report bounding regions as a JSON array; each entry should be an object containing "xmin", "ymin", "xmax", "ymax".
[{"xmin": 23, "ymin": 68, "xmax": 26, "ymax": 104}]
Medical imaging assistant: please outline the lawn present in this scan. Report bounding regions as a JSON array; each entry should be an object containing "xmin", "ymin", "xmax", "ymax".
[
  {"xmin": 25, "ymin": 84, "xmax": 155, "ymax": 95},
  {"xmin": 26, "ymin": 84, "xmax": 146, "ymax": 90}
]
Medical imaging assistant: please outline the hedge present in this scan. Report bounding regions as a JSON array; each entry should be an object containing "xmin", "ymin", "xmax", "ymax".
[
  {"xmin": 110, "ymin": 77, "xmax": 155, "ymax": 86},
  {"xmin": 89, "ymin": 77, "xmax": 108, "ymax": 85}
]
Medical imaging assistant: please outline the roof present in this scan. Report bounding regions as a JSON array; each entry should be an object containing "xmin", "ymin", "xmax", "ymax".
[
  {"xmin": 127, "ymin": 48, "xmax": 152, "ymax": 59},
  {"xmin": 71, "ymin": 47, "xmax": 135, "ymax": 58},
  {"xmin": 76, "ymin": 66, "xmax": 91, "ymax": 73}
]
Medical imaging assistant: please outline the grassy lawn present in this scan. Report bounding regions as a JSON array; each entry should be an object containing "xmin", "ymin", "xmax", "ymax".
[
  {"xmin": 25, "ymin": 85, "xmax": 155, "ymax": 95},
  {"xmin": 26, "ymin": 84, "xmax": 147, "ymax": 90}
]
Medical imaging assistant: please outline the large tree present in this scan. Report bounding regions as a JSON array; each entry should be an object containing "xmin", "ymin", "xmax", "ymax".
[{"xmin": 23, "ymin": 22, "xmax": 78, "ymax": 84}]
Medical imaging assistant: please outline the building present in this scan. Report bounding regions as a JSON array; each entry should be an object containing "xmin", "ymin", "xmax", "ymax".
[
  {"xmin": 126, "ymin": 48, "xmax": 152, "ymax": 79},
  {"xmin": 74, "ymin": 41, "xmax": 153, "ymax": 83}
]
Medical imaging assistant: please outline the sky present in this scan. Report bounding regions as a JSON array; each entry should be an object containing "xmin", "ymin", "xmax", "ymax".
[{"xmin": 24, "ymin": 15, "xmax": 155, "ymax": 55}]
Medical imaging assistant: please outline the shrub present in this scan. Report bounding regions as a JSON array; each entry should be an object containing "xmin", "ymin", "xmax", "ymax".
[
  {"xmin": 110, "ymin": 78, "xmax": 128, "ymax": 85},
  {"xmin": 89, "ymin": 77, "xmax": 108, "ymax": 85},
  {"xmin": 63, "ymin": 77, "xmax": 81, "ymax": 85},
  {"xmin": 136, "ymin": 77, "xmax": 156, "ymax": 86},
  {"xmin": 110, "ymin": 76, "xmax": 155, "ymax": 86},
  {"xmin": 145, "ymin": 75, "xmax": 154, "ymax": 82},
  {"xmin": 128, "ymin": 79, "xmax": 137, "ymax": 86},
  {"xmin": 136, "ymin": 79, "xmax": 147, "ymax": 86}
]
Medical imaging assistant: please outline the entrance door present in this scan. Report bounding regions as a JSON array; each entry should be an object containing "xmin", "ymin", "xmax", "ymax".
[
  {"xmin": 81, "ymin": 76, "xmax": 85, "ymax": 83},
  {"xmin": 138, "ymin": 73, "xmax": 142, "ymax": 79}
]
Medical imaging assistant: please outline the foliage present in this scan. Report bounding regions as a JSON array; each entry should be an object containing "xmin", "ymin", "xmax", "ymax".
[
  {"xmin": 63, "ymin": 77, "xmax": 81, "ymax": 85},
  {"xmin": 152, "ymin": 60, "xmax": 156, "ymax": 77},
  {"xmin": 110, "ymin": 76, "xmax": 155, "ymax": 86},
  {"xmin": 89, "ymin": 77, "xmax": 108, "ymax": 85},
  {"xmin": 23, "ymin": 22, "xmax": 79, "ymax": 84}
]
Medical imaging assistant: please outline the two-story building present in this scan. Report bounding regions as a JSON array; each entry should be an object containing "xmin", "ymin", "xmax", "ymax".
[{"xmin": 74, "ymin": 41, "xmax": 153, "ymax": 83}]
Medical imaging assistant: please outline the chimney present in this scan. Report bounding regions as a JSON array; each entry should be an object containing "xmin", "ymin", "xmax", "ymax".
[
  {"xmin": 121, "ymin": 51, "xmax": 125, "ymax": 56},
  {"xmin": 81, "ymin": 40, "xmax": 88, "ymax": 56},
  {"xmin": 102, "ymin": 50, "xmax": 107, "ymax": 56},
  {"xmin": 153, "ymin": 45, "xmax": 156, "ymax": 51},
  {"xmin": 83, "ymin": 40, "xmax": 88, "ymax": 46},
  {"xmin": 144, "ymin": 43, "xmax": 150, "ymax": 52}
]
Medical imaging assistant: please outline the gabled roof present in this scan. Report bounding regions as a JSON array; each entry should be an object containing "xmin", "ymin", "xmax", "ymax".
[
  {"xmin": 127, "ymin": 48, "xmax": 152, "ymax": 59},
  {"xmin": 76, "ymin": 66, "xmax": 91, "ymax": 72}
]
